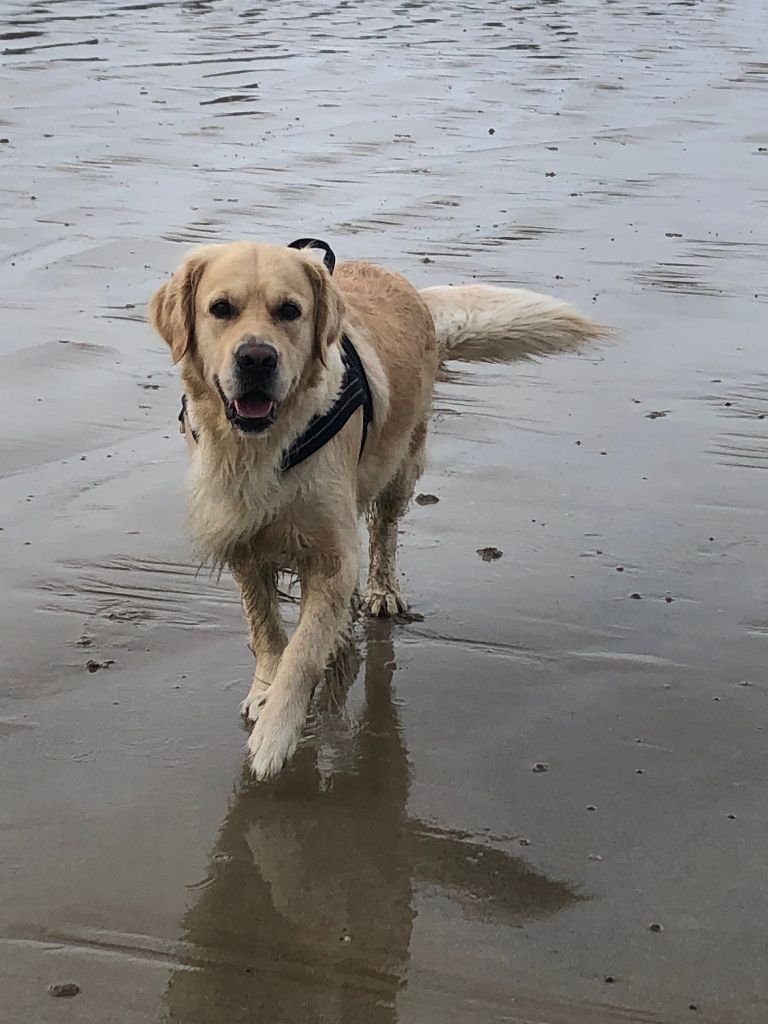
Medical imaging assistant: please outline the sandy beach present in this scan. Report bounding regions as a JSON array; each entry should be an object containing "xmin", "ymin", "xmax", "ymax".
[{"xmin": 1, "ymin": 1, "xmax": 767, "ymax": 1021}]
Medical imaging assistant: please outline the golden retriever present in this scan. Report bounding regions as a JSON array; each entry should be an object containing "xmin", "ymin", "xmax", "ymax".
[{"xmin": 149, "ymin": 241, "xmax": 604, "ymax": 779}]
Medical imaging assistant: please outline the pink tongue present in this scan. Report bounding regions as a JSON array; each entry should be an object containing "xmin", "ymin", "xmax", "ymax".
[{"xmin": 234, "ymin": 395, "xmax": 273, "ymax": 420}]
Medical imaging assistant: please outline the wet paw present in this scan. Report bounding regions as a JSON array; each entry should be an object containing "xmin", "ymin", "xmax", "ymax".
[
  {"xmin": 362, "ymin": 585, "xmax": 409, "ymax": 618},
  {"xmin": 247, "ymin": 693, "xmax": 306, "ymax": 780}
]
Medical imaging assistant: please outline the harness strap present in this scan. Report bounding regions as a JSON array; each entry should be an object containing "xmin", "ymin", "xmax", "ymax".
[
  {"xmin": 286, "ymin": 237, "xmax": 336, "ymax": 274},
  {"xmin": 281, "ymin": 335, "xmax": 373, "ymax": 471},
  {"xmin": 178, "ymin": 393, "xmax": 199, "ymax": 443}
]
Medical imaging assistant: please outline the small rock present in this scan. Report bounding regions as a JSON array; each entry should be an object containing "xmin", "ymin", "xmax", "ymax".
[
  {"xmin": 588, "ymin": 853, "xmax": 602, "ymax": 861},
  {"xmin": 630, "ymin": 593, "xmax": 642, "ymax": 600},
  {"xmin": 415, "ymin": 493, "xmax": 439, "ymax": 506},
  {"xmin": 586, "ymin": 804, "xmax": 597, "ymax": 812},
  {"xmin": 646, "ymin": 410, "xmax": 669, "ymax": 419},
  {"xmin": 75, "ymin": 634, "xmax": 94, "ymax": 648},
  {"xmin": 48, "ymin": 983, "xmax": 80, "ymax": 998},
  {"xmin": 477, "ymin": 546, "xmax": 503, "ymax": 562},
  {"xmin": 532, "ymin": 762, "xmax": 549, "ymax": 774},
  {"xmin": 86, "ymin": 659, "xmax": 114, "ymax": 673},
  {"xmin": 665, "ymin": 232, "xmax": 682, "ymax": 238},
  {"xmin": 421, "ymin": 256, "xmax": 434, "ymax": 264},
  {"xmin": 604, "ymin": 976, "xmax": 617, "ymax": 985},
  {"xmin": 488, "ymin": 128, "xmax": 495, "ymax": 135},
  {"xmin": 518, "ymin": 838, "xmax": 531, "ymax": 847},
  {"xmin": 616, "ymin": 566, "xmax": 625, "ymax": 572},
  {"xmin": 545, "ymin": 171, "xmax": 556, "ymax": 177},
  {"xmin": 649, "ymin": 922, "xmax": 664, "ymax": 933}
]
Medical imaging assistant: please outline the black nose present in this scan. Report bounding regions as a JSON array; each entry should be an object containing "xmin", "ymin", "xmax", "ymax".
[{"xmin": 234, "ymin": 340, "xmax": 278, "ymax": 371}]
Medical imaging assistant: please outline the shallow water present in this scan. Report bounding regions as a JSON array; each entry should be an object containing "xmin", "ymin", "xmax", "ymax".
[{"xmin": 1, "ymin": 1, "xmax": 767, "ymax": 1021}]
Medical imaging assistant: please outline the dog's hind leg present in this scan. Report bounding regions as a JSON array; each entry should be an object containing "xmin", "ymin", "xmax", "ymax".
[
  {"xmin": 363, "ymin": 419, "xmax": 427, "ymax": 618},
  {"xmin": 229, "ymin": 558, "xmax": 288, "ymax": 723}
]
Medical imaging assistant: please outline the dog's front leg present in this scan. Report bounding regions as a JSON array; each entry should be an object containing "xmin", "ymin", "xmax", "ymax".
[
  {"xmin": 247, "ymin": 533, "xmax": 359, "ymax": 780},
  {"xmin": 229, "ymin": 558, "xmax": 288, "ymax": 722}
]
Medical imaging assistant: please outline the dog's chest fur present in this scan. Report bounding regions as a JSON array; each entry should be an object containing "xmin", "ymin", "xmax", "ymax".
[{"xmin": 186, "ymin": 432, "xmax": 350, "ymax": 571}]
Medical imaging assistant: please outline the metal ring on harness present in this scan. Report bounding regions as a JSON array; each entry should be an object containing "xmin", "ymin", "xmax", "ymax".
[{"xmin": 286, "ymin": 237, "xmax": 336, "ymax": 275}]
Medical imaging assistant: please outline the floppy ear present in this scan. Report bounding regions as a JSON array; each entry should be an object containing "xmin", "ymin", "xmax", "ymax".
[
  {"xmin": 302, "ymin": 258, "xmax": 344, "ymax": 365},
  {"xmin": 148, "ymin": 254, "xmax": 206, "ymax": 364}
]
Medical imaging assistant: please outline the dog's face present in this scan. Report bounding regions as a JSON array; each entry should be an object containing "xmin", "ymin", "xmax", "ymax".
[{"xmin": 149, "ymin": 242, "xmax": 344, "ymax": 435}]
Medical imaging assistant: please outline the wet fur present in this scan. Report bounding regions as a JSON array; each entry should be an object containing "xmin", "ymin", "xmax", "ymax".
[{"xmin": 149, "ymin": 242, "xmax": 606, "ymax": 779}]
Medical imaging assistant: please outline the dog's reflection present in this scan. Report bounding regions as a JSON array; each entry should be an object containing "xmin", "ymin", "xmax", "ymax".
[{"xmin": 164, "ymin": 621, "xmax": 581, "ymax": 1022}]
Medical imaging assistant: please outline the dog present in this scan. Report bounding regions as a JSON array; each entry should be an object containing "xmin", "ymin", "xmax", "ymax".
[{"xmin": 149, "ymin": 239, "xmax": 605, "ymax": 779}]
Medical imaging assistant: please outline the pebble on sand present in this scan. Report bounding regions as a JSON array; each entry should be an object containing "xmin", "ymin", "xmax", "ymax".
[
  {"xmin": 48, "ymin": 983, "xmax": 80, "ymax": 998},
  {"xmin": 477, "ymin": 546, "xmax": 503, "ymax": 562}
]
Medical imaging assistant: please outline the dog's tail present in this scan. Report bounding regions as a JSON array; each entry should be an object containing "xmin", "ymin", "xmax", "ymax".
[{"xmin": 420, "ymin": 284, "xmax": 609, "ymax": 362}]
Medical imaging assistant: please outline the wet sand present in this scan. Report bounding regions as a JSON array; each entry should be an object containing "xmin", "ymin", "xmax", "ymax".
[{"xmin": 1, "ymin": 1, "xmax": 767, "ymax": 1021}]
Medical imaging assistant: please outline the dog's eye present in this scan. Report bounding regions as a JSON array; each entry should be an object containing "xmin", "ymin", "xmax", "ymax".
[
  {"xmin": 276, "ymin": 301, "xmax": 301, "ymax": 322},
  {"xmin": 210, "ymin": 298, "xmax": 235, "ymax": 319}
]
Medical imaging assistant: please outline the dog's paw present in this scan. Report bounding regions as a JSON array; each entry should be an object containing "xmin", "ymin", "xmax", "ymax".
[
  {"xmin": 239, "ymin": 680, "xmax": 270, "ymax": 724},
  {"xmin": 247, "ymin": 691, "xmax": 307, "ymax": 781},
  {"xmin": 362, "ymin": 584, "xmax": 408, "ymax": 618}
]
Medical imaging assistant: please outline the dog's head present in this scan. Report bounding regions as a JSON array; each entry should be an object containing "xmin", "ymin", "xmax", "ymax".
[{"xmin": 149, "ymin": 242, "xmax": 344, "ymax": 435}]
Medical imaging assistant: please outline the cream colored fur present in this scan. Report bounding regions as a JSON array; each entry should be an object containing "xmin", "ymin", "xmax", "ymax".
[
  {"xmin": 149, "ymin": 242, "xmax": 606, "ymax": 780},
  {"xmin": 422, "ymin": 283, "xmax": 604, "ymax": 360}
]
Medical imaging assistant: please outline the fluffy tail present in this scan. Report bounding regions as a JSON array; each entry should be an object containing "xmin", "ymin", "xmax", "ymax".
[{"xmin": 420, "ymin": 283, "xmax": 609, "ymax": 362}]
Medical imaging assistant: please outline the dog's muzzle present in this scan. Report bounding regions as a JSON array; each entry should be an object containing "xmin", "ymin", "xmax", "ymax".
[{"xmin": 215, "ymin": 340, "xmax": 280, "ymax": 434}]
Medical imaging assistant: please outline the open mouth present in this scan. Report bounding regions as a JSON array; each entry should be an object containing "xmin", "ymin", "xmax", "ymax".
[{"xmin": 214, "ymin": 376, "xmax": 277, "ymax": 434}]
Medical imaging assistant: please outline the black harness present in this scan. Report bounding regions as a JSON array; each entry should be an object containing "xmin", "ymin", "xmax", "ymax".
[{"xmin": 178, "ymin": 238, "xmax": 374, "ymax": 472}]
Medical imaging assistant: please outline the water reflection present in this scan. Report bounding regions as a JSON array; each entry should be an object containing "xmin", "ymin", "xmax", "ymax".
[{"xmin": 164, "ymin": 621, "xmax": 581, "ymax": 1022}]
